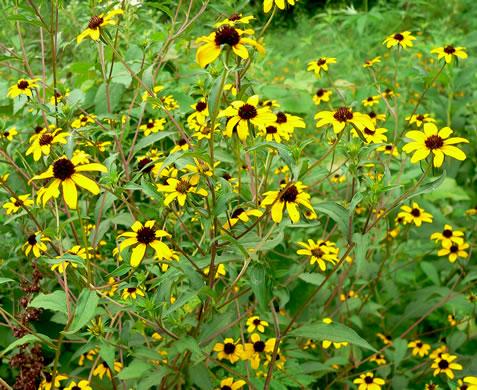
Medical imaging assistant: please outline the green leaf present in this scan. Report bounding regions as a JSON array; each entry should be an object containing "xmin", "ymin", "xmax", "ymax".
[
  {"xmin": 420, "ymin": 261, "xmax": 439, "ymax": 285},
  {"xmin": 117, "ymin": 359, "xmax": 153, "ymax": 380},
  {"xmin": 173, "ymin": 336, "xmax": 202, "ymax": 358},
  {"xmin": 162, "ymin": 289, "xmax": 199, "ymax": 317},
  {"xmin": 99, "ymin": 340, "xmax": 115, "ymax": 371},
  {"xmin": 0, "ymin": 278, "xmax": 14, "ymax": 285},
  {"xmin": 189, "ymin": 363, "xmax": 214, "ymax": 390},
  {"xmin": 298, "ymin": 273, "xmax": 326, "ymax": 286},
  {"xmin": 246, "ymin": 141, "xmax": 294, "ymax": 173},
  {"xmin": 207, "ymin": 75, "xmax": 224, "ymax": 121},
  {"xmin": 289, "ymin": 321, "xmax": 376, "ymax": 352},
  {"xmin": 314, "ymin": 202, "xmax": 351, "ymax": 242},
  {"xmin": 66, "ymin": 289, "xmax": 99, "ymax": 334},
  {"xmin": 94, "ymin": 82, "xmax": 125, "ymax": 115},
  {"xmin": 133, "ymin": 131, "xmax": 174, "ymax": 154},
  {"xmin": 214, "ymin": 234, "xmax": 248, "ymax": 259},
  {"xmin": 352, "ymin": 232, "xmax": 369, "ymax": 274},
  {"xmin": 398, "ymin": 171, "xmax": 447, "ymax": 207},
  {"xmin": 198, "ymin": 312, "xmax": 235, "ymax": 344},
  {"xmin": 137, "ymin": 367, "xmax": 170, "ymax": 390},
  {"xmin": 141, "ymin": 64, "xmax": 154, "ymax": 92},
  {"xmin": 29, "ymin": 291, "xmax": 67, "ymax": 315},
  {"xmin": 249, "ymin": 263, "xmax": 271, "ymax": 311},
  {"xmin": 1, "ymin": 334, "xmax": 54, "ymax": 356}
]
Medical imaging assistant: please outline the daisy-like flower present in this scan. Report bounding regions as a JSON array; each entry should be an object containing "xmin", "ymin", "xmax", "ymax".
[
  {"xmin": 223, "ymin": 208, "xmax": 263, "ymax": 229},
  {"xmin": 2, "ymin": 194, "xmax": 34, "ymax": 215},
  {"xmin": 218, "ymin": 95, "xmax": 275, "ymax": 141},
  {"xmin": 431, "ymin": 45, "xmax": 468, "ymax": 63},
  {"xmin": 431, "ymin": 353, "xmax": 462, "ymax": 379},
  {"xmin": 39, "ymin": 372, "xmax": 68, "ymax": 390},
  {"xmin": 92, "ymin": 360, "xmax": 122, "ymax": 380},
  {"xmin": 370, "ymin": 353, "xmax": 386, "ymax": 365},
  {"xmin": 30, "ymin": 154, "xmax": 107, "ymax": 209},
  {"xmin": 213, "ymin": 338, "xmax": 243, "ymax": 364},
  {"xmin": 377, "ymin": 333, "xmax": 393, "ymax": 345},
  {"xmin": 204, "ymin": 263, "xmax": 226, "ymax": 279},
  {"xmin": 64, "ymin": 380, "xmax": 92, "ymax": 390},
  {"xmin": 195, "ymin": 26, "xmax": 265, "ymax": 68},
  {"xmin": 321, "ymin": 318, "xmax": 349, "ymax": 349},
  {"xmin": 51, "ymin": 245, "xmax": 89, "ymax": 274},
  {"xmin": 331, "ymin": 174, "xmax": 346, "ymax": 184},
  {"xmin": 22, "ymin": 232, "xmax": 50, "ymax": 257},
  {"xmin": 303, "ymin": 339, "xmax": 316, "ymax": 350},
  {"xmin": 363, "ymin": 56, "xmax": 381, "ymax": 68},
  {"xmin": 224, "ymin": 83, "xmax": 238, "ymax": 97},
  {"xmin": 312, "ymin": 88, "xmax": 332, "ymax": 105},
  {"xmin": 307, "ymin": 57, "xmax": 336, "ymax": 77},
  {"xmin": 429, "ymin": 345, "xmax": 447, "ymax": 360},
  {"xmin": 353, "ymin": 127, "xmax": 388, "ymax": 144},
  {"xmin": 368, "ymin": 111, "xmax": 386, "ymax": 125},
  {"xmin": 26, "ymin": 128, "xmax": 71, "ymax": 161},
  {"xmin": 185, "ymin": 158, "xmax": 220, "ymax": 181},
  {"xmin": 215, "ymin": 377, "xmax": 246, "ymax": 390},
  {"xmin": 117, "ymin": 220, "xmax": 172, "ymax": 267},
  {"xmin": 102, "ymin": 277, "xmax": 118, "ymax": 297},
  {"xmin": 121, "ymin": 286, "xmax": 146, "ymax": 300},
  {"xmin": 77, "ymin": 9, "xmax": 124, "ymax": 43},
  {"xmin": 463, "ymin": 377, "xmax": 477, "ymax": 390},
  {"xmin": 261, "ymin": 181, "xmax": 315, "ymax": 224},
  {"xmin": 214, "ymin": 13, "xmax": 255, "ymax": 28},
  {"xmin": 448, "ymin": 314, "xmax": 457, "ymax": 326},
  {"xmin": 376, "ymin": 144, "xmax": 399, "ymax": 157},
  {"xmin": 353, "ymin": 372, "xmax": 385, "ymax": 390},
  {"xmin": 383, "ymin": 31, "xmax": 416, "ymax": 49},
  {"xmin": 405, "ymin": 113, "xmax": 435, "ymax": 128},
  {"xmin": 156, "ymin": 175, "xmax": 208, "ymax": 207},
  {"xmin": 140, "ymin": 118, "xmax": 167, "ymax": 136},
  {"xmin": 270, "ymin": 111, "xmax": 306, "ymax": 139},
  {"xmin": 242, "ymin": 333, "xmax": 277, "ymax": 370},
  {"xmin": 296, "ymin": 239, "xmax": 339, "ymax": 271},
  {"xmin": 188, "ymin": 98, "xmax": 209, "ymax": 123},
  {"xmin": 408, "ymin": 340, "xmax": 431, "ymax": 357},
  {"xmin": 264, "ymin": 0, "xmax": 298, "ymax": 13},
  {"xmin": 1, "ymin": 127, "xmax": 18, "ymax": 141},
  {"xmin": 438, "ymin": 242, "xmax": 469, "ymax": 263},
  {"xmin": 71, "ymin": 114, "xmax": 96, "ymax": 129},
  {"xmin": 246, "ymin": 316, "xmax": 269, "ymax": 333},
  {"xmin": 159, "ymin": 95, "xmax": 180, "ymax": 111},
  {"xmin": 169, "ymin": 138, "xmax": 192, "ymax": 155},
  {"xmin": 78, "ymin": 348, "xmax": 98, "ymax": 366},
  {"xmin": 397, "ymin": 202, "xmax": 433, "ymax": 227},
  {"xmin": 465, "ymin": 205, "xmax": 477, "ymax": 216},
  {"xmin": 7, "ymin": 78, "xmax": 41, "ymax": 98},
  {"xmin": 315, "ymin": 107, "xmax": 375, "ymax": 134},
  {"xmin": 49, "ymin": 89, "xmax": 70, "ymax": 106},
  {"xmin": 258, "ymin": 124, "xmax": 288, "ymax": 143},
  {"xmin": 467, "ymin": 293, "xmax": 477, "ymax": 304},
  {"xmin": 339, "ymin": 290, "xmax": 358, "ymax": 301},
  {"xmin": 137, "ymin": 156, "xmax": 161, "ymax": 177},
  {"xmin": 425, "ymin": 384, "xmax": 439, "ymax": 390},
  {"xmin": 430, "ymin": 225, "xmax": 464, "ymax": 248},
  {"xmin": 362, "ymin": 95, "xmax": 380, "ymax": 107},
  {"xmin": 402, "ymin": 123, "xmax": 469, "ymax": 167},
  {"xmin": 81, "ymin": 140, "xmax": 112, "ymax": 153}
]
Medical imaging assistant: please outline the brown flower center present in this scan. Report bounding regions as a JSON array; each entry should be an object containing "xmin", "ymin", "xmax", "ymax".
[
  {"xmin": 367, "ymin": 97, "xmax": 374, "ymax": 102},
  {"xmin": 222, "ymin": 173, "xmax": 232, "ymax": 181},
  {"xmin": 385, "ymin": 145, "xmax": 392, "ymax": 151},
  {"xmin": 221, "ymin": 386, "xmax": 232, "ymax": 390},
  {"xmin": 266, "ymin": 125, "xmax": 278, "ymax": 134},
  {"xmin": 200, "ymin": 127, "xmax": 211, "ymax": 135},
  {"xmin": 146, "ymin": 121, "xmax": 155, "ymax": 129},
  {"xmin": 311, "ymin": 248, "xmax": 324, "ymax": 258},
  {"xmin": 416, "ymin": 342, "xmax": 423, "ymax": 348},
  {"xmin": 27, "ymin": 234, "xmax": 37, "ymax": 246},
  {"xmin": 39, "ymin": 134, "xmax": 54, "ymax": 146},
  {"xmin": 228, "ymin": 13, "xmax": 241, "ymax": 21},
  {"xmin": 14, "ymin": 200, "xmax": 22, "ymax": 207},
  {"xmin": 438, "ymin": 359, "xmax": 449, "ymax": 369},
  {"xmin": 411, "ymin": 208, "xmax": 421, "ymax": 217},
  {"xmin": 449, "ymin": 245, "xmax": 458, "ymax": 253},
  {"xmin": 176, "ymin": 179, "xmax": 191, "ymax": 194},
  {"xmin": 364, "ymin": 375, "xmax": 374, "ymax": 384},
  {"xmin": 443, "ymin": 45, "xmax": 455, "ymax": 54},
  {"xmin": 136, "ymin": 226, "xmax": 156, "ymax": 245},
  {"xmin": 393, "ymin": 33, "xmax": 404, "ymax": 41},
  {"xmin": 4, "ymin": 131, "xmax": 10, "ymax": 137},
  {"xmin": 280, "ymin": 185, "xmax": 298, "ymax": 203},
  {"xmin": 223, "ymin": 342, "xmax": 236, "ymax": 354},
  {"xmin": 196, "ymin": 101, "xmax": 207, "ymax": 112},
  {"xmin": 71, "ymin": 387, "xmax": 81, "ymax": 390},
  {"xmin": 215, "ymin": 26, "xmax": 240, "ymax": 46},
  {"xmin": 178, "ymin": 139, "xmax": 187, "ymax": 146},
  {"xmin": 369, "ymin": 111, "xmax": 376, "ymax": 119},
  {"xmin": 424, "ymin": 135, "xmax": 444, "ymax": 150},
  {"xmin": 80, "ymin": 116, "xmax": 88, "ymax": 123},
  {"xmin": 442, "ymin": 229, "xmax": 453, "ymax": 238},
  {"xmin": 317, "ymin": 58, "xmax": 326, "ymax": 66},
  {"xmin": 35, "ymin": 126, "xmax": 43, "ymax": 133},
  {"xmin": 333, "ymin": 107, "xmax": 353, "ymax": 122},
  {"xmin": 238, "ymin": 103, "xmax": 257, "ymax": 120},
  {"xmin": 316, "ymin": 89, "xmax": 325, "ymax": 97},
  {"xmin": 416, "ymin": 114, "xmax": 425, "ymax": 121},
  {"xmin": 88, "ymin": 16, "xmax": 104, "ymax": 30},
  {"xmin": 231, "ymin": 208, "xmax": 245, "ymax": 218},
  {"xmin": 17, "ymin": 80, "xmax": 29, "ymax": 89},
  {"xmin": 138, "ymin": 158, "xmax": 153, "ymax": 173},
  {"xmin": 253, "ymin": 340, "xmax": 265, "ymax": 353},
  {"xmin": 276, "ymin": 112, "xmax": 287, "ymax": 124},
  {"xmin": 53, "ymin": 158, "xmax": 75, "ymax": 180},
  {"xmin": 127, "ymin": 287, "xmax": 136, "ymax": 293},
  {"xmin": 253, "ymin": 318, "xmax": 261, "ymax": 325},
  {"xmin": 364, "ymin": 128, "xmax": 375, "ymax": 136}
]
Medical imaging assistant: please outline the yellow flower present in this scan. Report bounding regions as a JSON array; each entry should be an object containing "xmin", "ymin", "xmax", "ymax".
[
  {"xmin": 315, "ymin": 107, "xmax": 375, "ymax": 134},
  {"xmin": 368, "ymin": 111, "xmax": 386, "ymax": 125},
  {"xmin": 188, "ymin": 98, "xmax": 209, "ymax": 124},
  {"xmin": 383, "ymin": 31, "xmax": 416, "ymax": 49},
  {"xmin": 30, "ymin": 155, "xmax": 107, "ymax": 209},
  {"xmin": 353, "ymin": 372, "xmax": 385, "ymax": 390},
  {"xmin": 312, "ymin": 88, "xmax": 332, "ymax": 105},
  {"xmin": 185, "ymin": 158, "xmax": 219, "ymax": 180},
  {"xmin": 246, "ymin": 316, "xmax": 269, "ymax": 333},
  {"xmin": 430, "ymin": 225, "xmax": 464, "ymax": 248},
  {"xmin": 64, "ymin": 380, "xmax": 92, "ymax": 390},
  {"xmin": 121, "ymin": 286, "xmax": 146, "ymax": 300},
  {"xmin": 7, "ymin": 78, "xmax": 41, "ymax": 98},
  {"xmin": 269, "ymin": 111, "xmax": 305, "ymax": 140},
  {"xmin": 71, "ymin": 114, "xmax": 97, "ymax": 129},
  {"xmin": 405, "ymin": 113, "xmax": 435, "ymax": 128},
  {"xmin": 376, "ymin": 144, "xmax": 399, "ymax": 157},
  {"xmin": 215, "ymin": 377, "xmax": 246, "ymax": 390},
  {"xmin": 340, "ymin": 290, "xmax": 358, "ymax": 301},
  {"xmin": 77, "ymin": 9, "xmax": 124, "ymax": 43},
  {"xmin": 156, "ymin": 175, "xmax": 208, "ymax": 207},
  {"xmin": 169, "ymin": 138, "xmax": 192, "ymax": 154},
  {"xmin": 321, "ymin": 318, "xmax": 349, "ymax": 349},
  {"xmin": 81, "ymin": 140, "xmax": 112, "ymax": 152},
  {"xmin": 51, "ymin": 245, "xmax": 89, "ymax": 274},
  {"xmin": 22, "ymin": 232, "xmax": 51, "ymax": 258},
  {"xmin": 214, "ymin": 14, "xmax": 255, "ymax": 28},
  {"xmin": 465, "ymin": 205, "xmax": 477, "ymax": 216},
  {"xmin": 362, "ymin": 95, "xmax": 380, "ymax": 107},
  {"xmin": 26, "ymin": 128, "xmax": 71, "ymax": 161},
  {"xmin": 1, "ymin": 127, "xmax": 18, "ymax": 141},
  {"xmin": 218, "ymin": 95, "xmax": 276, "ymax": 141},
  {"xmin": 448, "ymin": 314, "xmax": 457, "ymax": 326},
  {"xmin": 118, "ymin": 220, "xmax": 172, "ymax": 267},
  {"xmin": 438, "ymin": 242, "xmax": 469, "ymax": 263},
  {"xmin": 223, "ymin": 208, "xmax": 263, "ymax": 229},
  {"xmin": 408, "ymin": 340, "xmax": 431, "ymax": 357},
  {"xmin": 204, "ymin": 263, "xmax": 226, "ymax": 279},
  {"xmin": 78, "ymin": 348, "xmax": 98, "ymax": 366},
  {"xmin": 261, "ymin": 181, "xmax": 315, "ymax": 224},
  {"xmin": 92, "ymin": 360, "xmax": 122, "ymax": 380},
  {"xmin": 102, "ymin": 277, "xmax": 119, "ymax": 297},
  {"xmin": 264, "ymin": 0, "xmax": 298, "ymax": 13},
  {"xmin": 463, "ymin": 377, "xmax": 477, "ymax": 390},
  {"xmin": 224, "ymin": 83, "xmax": 238, "ymax": 96},
  {"xmin": 429, "ymin": 345, "xmax": 447, "ymax": 360},
  {"xmin": 377, "ymin": 333, "xmax": 393, "ymax": 345},
  {"xmin": 213, "ymin": 338, "xmax": 243, "ymax": 364},
  {"xmin": 397, "ymin": 202, "xmax": 433, "ymax": 227},
  {"xmin": 307, "ymin": 57, "xmax": 336, "ymax": 77},
  {"xmin": 140, "ymin": 118, "xmax": 167, "ymax": 136},
  {"xmin": 431, "ymin": 353, "xmax": 462, "ymax": 379},
  {"xmin": 370, "ymin": 353, "xmax": 386, "ymax": 365},
  {"xmin": 258, "ymin": 124, "xmax": 288, "ymax": 143},
  {"xmin": 2, "ymin": 194, "xmax": 34, "ymax": 215},
  {"xmin": 363, "ymin": 56, "xmax": 381, "ymax": 68},
  {"xmin": 242, "ymin": 333, "xmax": 277, "ymax": 370},
  {"xmin": 296, "ymin": 239, "xmax": 339, "ymax": 271},
  {"xmin": 49, "ymin": 89, "xmax": 70, "ymax": 106},
  {"xmin": 39, "ymin": 372, "xmax": 68, "ymax": 390},
  {"xmin": 425, "ymin": 384, "xmax": 439, "ymax": 390},
  {"xmin": 403, "ymin": 123, "xmax": 469, "ymax": 167},
  {"xmin": 195, "ymin": 26, "xmax": 264, "ymax": 68},
  {"xmin": 352, "ymin": 127, "xmax": 388, "ymax": 144},
  {"xmin": 431, "ymin": 45, "xmax": 468, "ymax": 63}
]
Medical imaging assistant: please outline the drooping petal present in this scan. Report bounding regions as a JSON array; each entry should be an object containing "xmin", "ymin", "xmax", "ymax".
[
  {"xmin": 130, "ymin": 243, "xmax": 147, "ymax": 267},
  {"xmin": 71, "ymin": 173, "xmax": 100, "ymax": 194},
  {"xmin": 62, "ymin": 179, "xmax": 78, "ymax": 209}
]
